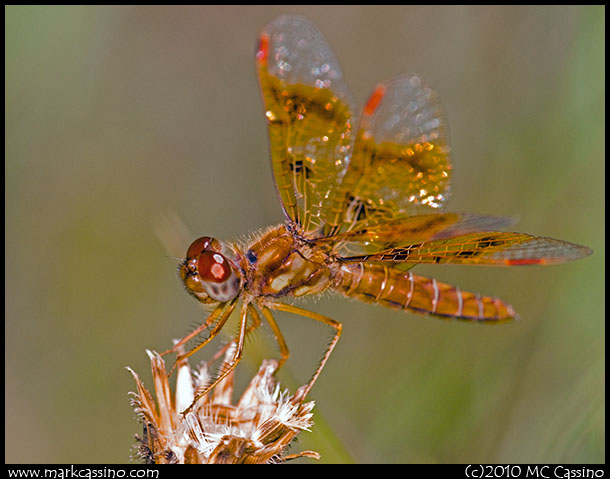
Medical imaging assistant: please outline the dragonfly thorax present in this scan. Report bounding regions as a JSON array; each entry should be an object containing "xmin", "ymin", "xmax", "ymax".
[{"xmin": 240, "ymin": 225, "xmax": 332, "ymax": 299}]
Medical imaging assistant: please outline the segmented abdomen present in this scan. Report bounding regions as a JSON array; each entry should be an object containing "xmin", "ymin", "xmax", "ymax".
[{"xmin": 335, "ymin": 263, "xmax": 516, "ymax": 322}]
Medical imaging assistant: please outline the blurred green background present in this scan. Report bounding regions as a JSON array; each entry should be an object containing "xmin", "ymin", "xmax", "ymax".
[{"xmin": 6, "ymin": 6, "xmax": 604, "ymax": 464}]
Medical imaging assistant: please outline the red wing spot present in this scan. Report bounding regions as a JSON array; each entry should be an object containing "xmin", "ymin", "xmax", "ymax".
[
  {"xmin": 256, "ymin": 33, "xmax": 270, "ymax": 65},
  {"xmin": 363, "ymin": 84, "xmax": 387, "ymax": 116},
  {"xmin": 505, "ymin": 258, "xmax": 547, "ymax": 266}
]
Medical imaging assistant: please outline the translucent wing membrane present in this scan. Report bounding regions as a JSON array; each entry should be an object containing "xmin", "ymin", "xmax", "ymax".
[
  {"xmin": 256, "ymin": 17, "xmax": 454, "ymax": 241},
  {"xmin": 256, "ymin": 15, "xmax": 356, "ymax": 232},
  {"xmin": 313, "ymin": 212, "xmax": 514, "ymax": 256},
  {"xmin": 339, "ymin": 232, "xmax": 592, "ymax": 267},
  {"xmin": 331, "ymin": 75, "xmax": 452, "ymax": 235}
]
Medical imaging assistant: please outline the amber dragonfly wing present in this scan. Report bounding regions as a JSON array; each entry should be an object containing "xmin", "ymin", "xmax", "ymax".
[
  {"xmin": 338, "ymin": 231, "xmax": 592, "ymax": 269},
  {"xmin": 328, "ymin": 74, "xmax": 453, "ymax": 237},
  {"xmin": 256, "ymin": 15, "xmax": 356, "ymax": 234},
  {"xmin": 312, "ymin": 212, "xmax": 514, "ymax": 257}
]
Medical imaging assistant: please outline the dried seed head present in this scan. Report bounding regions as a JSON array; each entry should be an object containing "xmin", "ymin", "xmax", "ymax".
[{"xmin": 127, "ymin": 347, "xmax": 319, "ymax": 464}]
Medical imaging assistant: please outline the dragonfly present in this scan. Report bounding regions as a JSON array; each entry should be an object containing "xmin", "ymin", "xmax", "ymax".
[{"xmin": 164, "ymin": 15, "xmax": 592, "ymax": 415}]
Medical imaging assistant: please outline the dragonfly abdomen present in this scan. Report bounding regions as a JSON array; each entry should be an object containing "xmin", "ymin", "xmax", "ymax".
[{"xmin": 335, "ymin": 262, "xmax": 516, "ymax": 322}]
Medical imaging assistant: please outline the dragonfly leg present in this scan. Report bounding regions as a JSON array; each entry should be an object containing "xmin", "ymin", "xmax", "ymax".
[
  {"xmin": 267, "ymin": 302, "xmax": 342, "ymax": 402},
  {"xmin": 206, "ymin": 303, "xmax": 262, "ymax": 366},
  {"xmin": 159, "ymin": 302, "xmax": 224, "ymax": 357},
  {"xmin": 260, "ymin": 306, "xmax": 290, "ymax": 369},
  {"xmin": 165, "ymin": 299, "xmax": 238, "ymax": 379},
  {"xmin": 181, "ymin": 302, "xmax": 248, "ymax": 416}
]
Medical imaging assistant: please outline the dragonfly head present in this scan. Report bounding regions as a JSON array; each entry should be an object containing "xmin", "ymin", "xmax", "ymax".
[{"xmin": 180, "ymin": 236, "xmax": 241, "ymax": 303}]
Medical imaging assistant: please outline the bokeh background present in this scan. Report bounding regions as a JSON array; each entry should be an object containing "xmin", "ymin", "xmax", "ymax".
[{"xmin": 6, "ymin": 5, "xmax": 604, "ymax": 464}]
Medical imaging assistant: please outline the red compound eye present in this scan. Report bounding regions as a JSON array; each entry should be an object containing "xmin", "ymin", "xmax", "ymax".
[
  {"xmin": 197, "ymin": 251, "xmax": 232, "ymax": 283},
  {"xmin": 186, "ymin": 236, "xmax": 213, "ymax": 260}
]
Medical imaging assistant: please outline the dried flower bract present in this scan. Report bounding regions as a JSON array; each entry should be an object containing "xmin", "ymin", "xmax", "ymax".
[{"xmin": 127, "ymin": 348, "xmax": 319, "ymax": 463}]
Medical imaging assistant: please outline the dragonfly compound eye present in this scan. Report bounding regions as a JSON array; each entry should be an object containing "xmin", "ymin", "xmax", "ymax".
[
  {"xmin": 196, "ymin": 250, "xmax": 240, "ymax": 302},
  {"xmin": 186, "ymin": 236, "xmax": 221, "ymax": 260}
]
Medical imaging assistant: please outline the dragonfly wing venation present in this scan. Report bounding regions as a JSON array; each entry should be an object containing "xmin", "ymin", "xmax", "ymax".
[
  {"xmin": 331, "ymin": 74, "xmax": 452, "ymax": 235},
  {"xmin": 339, "ymin": 232, "xmax": 593, "ymax": 267},
  {"xmin": 257, "ymin": 16, "xmax": 454, "ymax": 240},
  {"xmin": 257, "ymin": 15, "xmax": 356, "ymax": 232},
  {"xmin": 314, "ymin": 212, "xmax": 514, "ymax": 256}
]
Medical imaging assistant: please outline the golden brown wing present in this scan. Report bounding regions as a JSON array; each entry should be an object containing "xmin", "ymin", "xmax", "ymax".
[
  {"xmin": 338, "ymin": 231, "xmax": 592, "ymax": 268},
  {"xmin": 312, "ymin": 212, "xmax": 514, "ymax": 257},
  {"xmin": 328, "ymin": 75, "xmax": 452, "ymax": 236},
  {"xmin": 256, "ymin": 15, "xmax": 356, "ymax": 233}
]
